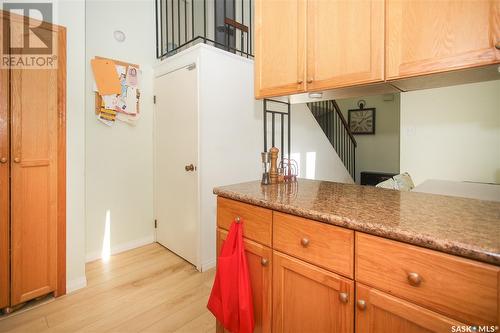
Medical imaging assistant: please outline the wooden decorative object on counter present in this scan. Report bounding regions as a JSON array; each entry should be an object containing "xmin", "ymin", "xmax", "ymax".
[{"xmin": 269, "ymin": 147, "xmax": 279, "ymax": 184}]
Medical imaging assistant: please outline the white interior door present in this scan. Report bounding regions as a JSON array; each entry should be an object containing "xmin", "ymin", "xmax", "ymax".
[{"xmin": 154, "ymin": 65, "xmax": 199, "ymax": 267}]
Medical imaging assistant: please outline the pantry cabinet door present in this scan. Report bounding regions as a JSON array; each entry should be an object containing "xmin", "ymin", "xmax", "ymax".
[
  {"xmin": 355, "ymin": 283, "xmax": 465, "ymax": 333},
  {"xmin": 217, "ymin": 228, "xmax": 272, "ymax": 333},
  {"xmin": 386, "ymin": 0, "xmax": 500, "ymax": 80},
  {"xmin": 254, "ymin": 0, "xmax": 306, "ymax": 98},
  {"xmin": 0, "ymin": 14, "xmax": 10, "ymax": 309},
  {"xmin": 273, "ymin": 251, "xmax": 354, "ymax": 333},
  {"xmin": 306, "ymin": 0, "xmax": 384, "ymax": 91},
  {"xmin": 9, "ymin": 24, "xmax": 60, "ymax": 305}
]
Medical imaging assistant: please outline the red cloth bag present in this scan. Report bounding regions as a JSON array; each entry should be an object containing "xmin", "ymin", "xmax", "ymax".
[{"xmin": 207, "ymin": 219, "xmax": 254, "ymax": 333}]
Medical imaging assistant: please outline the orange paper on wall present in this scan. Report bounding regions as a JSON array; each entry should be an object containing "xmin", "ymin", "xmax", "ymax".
[{"xmin": 91, "ymin": 58, "xmax": 121, "ymax": 95}]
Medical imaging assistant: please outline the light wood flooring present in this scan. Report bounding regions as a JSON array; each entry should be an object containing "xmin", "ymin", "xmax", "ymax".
[{"xmin": 0, "ymin": 243, "xmax": 216, "ymax": 332}]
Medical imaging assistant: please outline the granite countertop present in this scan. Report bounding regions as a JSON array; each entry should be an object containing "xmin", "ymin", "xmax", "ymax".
[{"xmin": 213, "ymin": 179, "xmax": 500, "ymax": 266}]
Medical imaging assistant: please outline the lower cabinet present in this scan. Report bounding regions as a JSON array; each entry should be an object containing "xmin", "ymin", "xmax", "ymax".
[
  {"xmin": 217, "ymin": 228, "xmax": 272, "ymax": 333},
  {"xmin": 355, "ymin": 283, "xmax": 465, "ymax": 333},
  {"xmin": 272, "ymin": 251, "xmax": 354, "ymax": 333},
  {"xmin": 215, "ymin": 200, "xmax": 499, "ymax": 332}
]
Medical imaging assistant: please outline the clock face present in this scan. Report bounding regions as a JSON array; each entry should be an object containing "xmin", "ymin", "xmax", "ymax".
[{"xmin": 348, "ymin": 108, "xmax": 375, "ymax": 134}]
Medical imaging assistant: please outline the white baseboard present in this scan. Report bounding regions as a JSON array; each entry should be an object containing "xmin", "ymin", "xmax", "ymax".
[
  {"xmin": 66, "ymin": 276, "xmax": 87, "ymax": 294},
  {"xmin": 85, "ymin": 235, "xmax": 155, "ymax": 263},
  {"xmin": 200, "ymin": 259, "xmax": 216, "ymax": 272}
]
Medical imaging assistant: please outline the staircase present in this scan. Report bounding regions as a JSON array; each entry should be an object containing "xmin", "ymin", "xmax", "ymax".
[{"xmin": 307, "ymin": 100, "xmax": 357, "ymax": 181}]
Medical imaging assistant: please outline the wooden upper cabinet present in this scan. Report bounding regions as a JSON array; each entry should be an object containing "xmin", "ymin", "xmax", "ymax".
[
  {"xmin": 273, "ymin": 251, "xmax": 354, "ymax": 333},
  {"xmin": 217, "ymin": 228, "xmax": 272, "ymax": 333},
  {"xmin": 254, "ymin": 0, "xmax": 306, "ymax": 99},
  {"xmin": 386, "ymin": 0, "xmax": 500, "ymax": 80},
  {"xmin": 306, "ymin": 0, "xmax": 385, "ymax": 91},
  {"xmin": 356, "ymin": 284, "xmax": 465, "ymax": 333}
]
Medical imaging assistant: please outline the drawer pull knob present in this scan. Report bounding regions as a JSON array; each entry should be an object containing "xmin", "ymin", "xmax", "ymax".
[
  {"xmin": 297, "ymin": 80, "xmax": 303, "ymax": 84},
  {"xmin": 356, "ymin": 300, "xmax": 366, "ymax": 311},
  {"xmin": 495, "ymin": 41, "xmax": 500, "ymax": 50},
  {"xmin": 0, "ymin": 157, "xmax": 7, "ymax": 164},
  {"xmin": 261, "ymin": 258, "xmax": 269, "ymax": 266},
  {"xmin": 235, "ymin": 216, "xmax": 241, "ymax": 223},
  {"xmin": 339, "ymin": 292, "xmax": 349, "ymax": 303},
  {"xmin": 300, "ymin": 238, "xmax": 310, "ymax": 247},
  {"xmin": 407, "ymin": 272, "xmax": 422, "ymax": 286}
]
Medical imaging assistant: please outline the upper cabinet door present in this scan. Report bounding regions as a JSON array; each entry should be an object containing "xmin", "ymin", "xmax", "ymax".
[
  {"xmin": 254, "ymin": 0, "xmax": 306, "ymax": 99},
  {"xmin": 306, "ymin": 0, "xmax": 385, "ymax": 91},
  {"xmin": 386, "ymin": 0, "xmax": 500, "ymax": 80}
]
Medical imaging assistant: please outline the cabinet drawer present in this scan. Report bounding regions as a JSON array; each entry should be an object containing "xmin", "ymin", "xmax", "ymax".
[
  {"xmin": 217, "ymin": 197, "xmax": 272, "ymax": 247},
  {"xmin": 273, "ymin": 212, "xmax": 354, "ymax": 278},
  {"xmin": 356, "ymin": 233, "xmax": 500, "ymax": 326}
]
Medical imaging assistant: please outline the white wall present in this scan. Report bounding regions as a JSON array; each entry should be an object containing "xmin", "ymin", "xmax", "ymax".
[
  {"xmin": 85, "ymin": 0, "xmax": 156, "ymax": 262},
  {"xmin": 337, "ymin": 94, "xmax": 401, "ymax": 183},
  {"xmin": 53, "ymin": 0, "xmax": 87, "ymax": 292},
  {"xmin": 198, "ymin": 45, "xmax": 262, "ymax": 270},
  {"xmin": 290, "ymin": 104, "xmax": 354, "ymax": 183},
  {"xmin": 400, "ymin": 80, "xmax": 500, "ymax": 185}
]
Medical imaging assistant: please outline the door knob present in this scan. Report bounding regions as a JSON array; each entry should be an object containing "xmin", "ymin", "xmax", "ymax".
[
  {"xmin": 300, "ymin": 238, "xmax": 310, "ymax": 247},
  {"xmin": 261, "ymin": 258, "xmax": 269, "ymax": 266},
  {"xmin": 339, "ymin": 292, "xmax": 349, "ymax": 303},
  {"xmin": 0, "ymin": 157, "xmax": 6, "ymax": 164},
  {"xmin": 13, "ymin": 157, "xmax": 20, "ymax": 163},
  {"xmin": 185, "ymin": 164, "xmax": 195, "ymax": 171}
]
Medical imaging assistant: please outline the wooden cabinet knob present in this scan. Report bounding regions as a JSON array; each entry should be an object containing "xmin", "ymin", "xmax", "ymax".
[
  {"xmin": 307, "ymin": 79, "xmax": 313, "ymax": 84},
  {"xmin": 300, "ymin": 238, "xmax": 310, "ymax": 247},
  {"xmin": 407, "ymin": 272, "xmax": 422, "ymax": 286},
  {"xmin": 0, "ymin": 157, "xmax": 7, "ymax": 164},
  {"xmin": 13, "ymin": 157, "xmax": 20, "ymax": 163},
  {"xmin": 357, "ymin": 299, "xmax": 366, "ymax": 311},
  {"xmin": 261, "ymin": 258, "xmax": 269, "ymax": 266},
  {"xmin": 495, "ymin": 41, "xmax": 500, "ymax": 50},
  {"xmin": 339, "ymin": 292, "xmax": 349, "ymax": 303},
  {"xmin": 297, "ymin": 80, "xmax": 303, "ymax": 84}
]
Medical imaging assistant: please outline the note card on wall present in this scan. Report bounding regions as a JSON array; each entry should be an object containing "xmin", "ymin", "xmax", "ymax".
[{"xmin": 91, "ymin": 59, "xmax": 122, "ymax": 95}]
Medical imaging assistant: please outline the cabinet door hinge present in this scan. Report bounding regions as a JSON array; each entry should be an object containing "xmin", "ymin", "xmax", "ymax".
[{"xmin": 154, "ymin": 219, "xmax": 157, "ymax": 229}]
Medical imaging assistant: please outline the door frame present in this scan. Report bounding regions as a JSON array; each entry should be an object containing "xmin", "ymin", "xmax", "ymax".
[{"xmin": 0, "ymin": 10, "xmax": 66, "ymax": 302}]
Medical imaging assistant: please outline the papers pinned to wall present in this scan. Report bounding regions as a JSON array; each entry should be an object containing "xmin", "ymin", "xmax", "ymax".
[{"xmin": 91, "ymin": 56, "xmax": 141, "ymax": 127}]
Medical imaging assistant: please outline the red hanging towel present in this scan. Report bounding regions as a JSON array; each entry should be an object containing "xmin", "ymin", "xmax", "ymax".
[{"xmin": 207, "ymin": 219, "xmax": 254, "ymax": 333}]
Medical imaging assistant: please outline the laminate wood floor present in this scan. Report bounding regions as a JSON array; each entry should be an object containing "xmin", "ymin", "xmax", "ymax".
[{"xmin": 0, "ymin": 243, "xmax": 216, "ymax": 332}]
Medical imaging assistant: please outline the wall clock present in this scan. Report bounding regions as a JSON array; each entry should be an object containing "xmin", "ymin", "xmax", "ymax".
[{"xmin": 348, "ymin": 100, "xmax": 375, "ymax": 135}]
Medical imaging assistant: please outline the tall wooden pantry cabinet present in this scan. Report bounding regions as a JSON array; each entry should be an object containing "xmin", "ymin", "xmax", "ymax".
[{"xmin": 0, "ymin": 10, "xmax": 66, "ymax": 312}]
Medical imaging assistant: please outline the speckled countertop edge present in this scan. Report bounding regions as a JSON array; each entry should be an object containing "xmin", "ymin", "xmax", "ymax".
[{"xmin": 214, "ymin": 185, "xmax": 500, "ymax": 266}]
